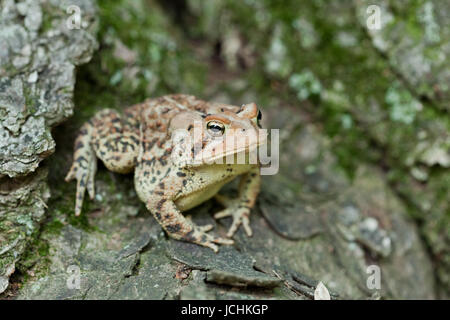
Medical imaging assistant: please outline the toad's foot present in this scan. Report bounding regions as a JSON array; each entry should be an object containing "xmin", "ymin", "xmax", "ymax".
[
  {"xmin": 214, "ymin": 195, "xmax": 253, "ymax": 238},
  {"xmin": 185, "ymin": 215, "xmax": 214, "ymax": 233},
  {"xmin": 65, "ymin": 123, "xmax": 97, "ymax": 216},
  {"xmin": 148, "ymin": 199, "xmax": 233, "ymax": 253},
  {"xmin": 186, "ymin": 225, "xmax": 234, "ymax": 252}
]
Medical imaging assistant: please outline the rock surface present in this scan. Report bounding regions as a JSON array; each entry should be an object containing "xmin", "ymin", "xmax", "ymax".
[
  {"xmin": 0, "ymin": 0, "xmax": 98, "ymax": 294},
  {"xmin": 0, "ymin": 169, "xmax": 49, "ymax": 294}
]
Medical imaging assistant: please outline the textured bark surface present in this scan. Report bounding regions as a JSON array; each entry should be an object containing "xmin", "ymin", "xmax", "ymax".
[
  {"xmin": 0, "ymin": 0, "xmax": 98, "ymax": 177},
  {"xmin": 1, "ymin": 0, "xmax": 448, "ymax": 299},
  {"xmin": 0, "ymin": 0, "xmax": 98, "ymax": 294}
]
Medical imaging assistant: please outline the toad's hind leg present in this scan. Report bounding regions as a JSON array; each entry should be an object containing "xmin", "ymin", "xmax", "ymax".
[
  {"xmin": 66, "ymin": 108, "xmax": 140, "ymax": 216},
  {"xmin": 65, "ymin": 121, "xmax": 97, "ymax": 216},
  {"xmin": 90, "ymin": 108, "xmax": 140, "ymax": 174}
]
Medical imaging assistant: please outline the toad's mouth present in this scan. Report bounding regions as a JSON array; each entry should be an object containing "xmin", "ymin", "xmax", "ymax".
[{"xmin": 190, "ymin": 138, "xmax": 267, "ymax": 166}]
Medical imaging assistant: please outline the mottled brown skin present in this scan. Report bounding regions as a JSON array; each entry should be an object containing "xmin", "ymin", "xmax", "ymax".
[{"xmin": 66, "ymin": 94, "xmax": 266, "ymax": 252}]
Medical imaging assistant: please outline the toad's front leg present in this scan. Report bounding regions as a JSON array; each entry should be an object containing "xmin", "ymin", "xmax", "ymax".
[
  {"xmin": 214, "ymin": 166, "xmax": 261, "ymax": 237},
  {"xmin": 146, "ymin": 196, "xmax": 234, "ymax": 252}
]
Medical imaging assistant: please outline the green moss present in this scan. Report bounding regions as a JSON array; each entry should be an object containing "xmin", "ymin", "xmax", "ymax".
[
  {"xmin": 73, "ymin": 0, "xmax": 206, "ymax": 115},
  {"xmin": 23, "ymin": 84, "xmax": 37, "ymax": 115},
  {"xmin": 42, "ymin": 219, "xmax": 65, "ymax": 236},
  {"xmin": 15, "ymin": 231, "xmax": 51, "ymax": 279},
  {"xmin": 39, "ymin": 11, "xmax": 54, "ymax": 34}
]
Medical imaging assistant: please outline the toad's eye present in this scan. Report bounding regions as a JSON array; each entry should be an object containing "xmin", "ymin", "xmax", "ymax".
[
  {"xmin": 256, "ymin": 110, "xmax": 262, "ymax": 128},
  {"xmin": 206, "ymin": 121, "xmax": 225, "ymax": 136}
]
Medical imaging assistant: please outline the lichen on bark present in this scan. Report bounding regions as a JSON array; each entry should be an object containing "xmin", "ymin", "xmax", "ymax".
[
  {"xmin": 0, "ymin": 0, "xmax": 98, "ymax": 178},
  {"xmin": 0, "ymin": 0, "xmax": 98, "ymax": 294}
]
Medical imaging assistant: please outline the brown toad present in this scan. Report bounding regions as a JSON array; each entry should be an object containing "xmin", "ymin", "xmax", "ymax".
[{"xmin": 66, "ymin": 94, "xmax": 267, "ymax": 251}]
